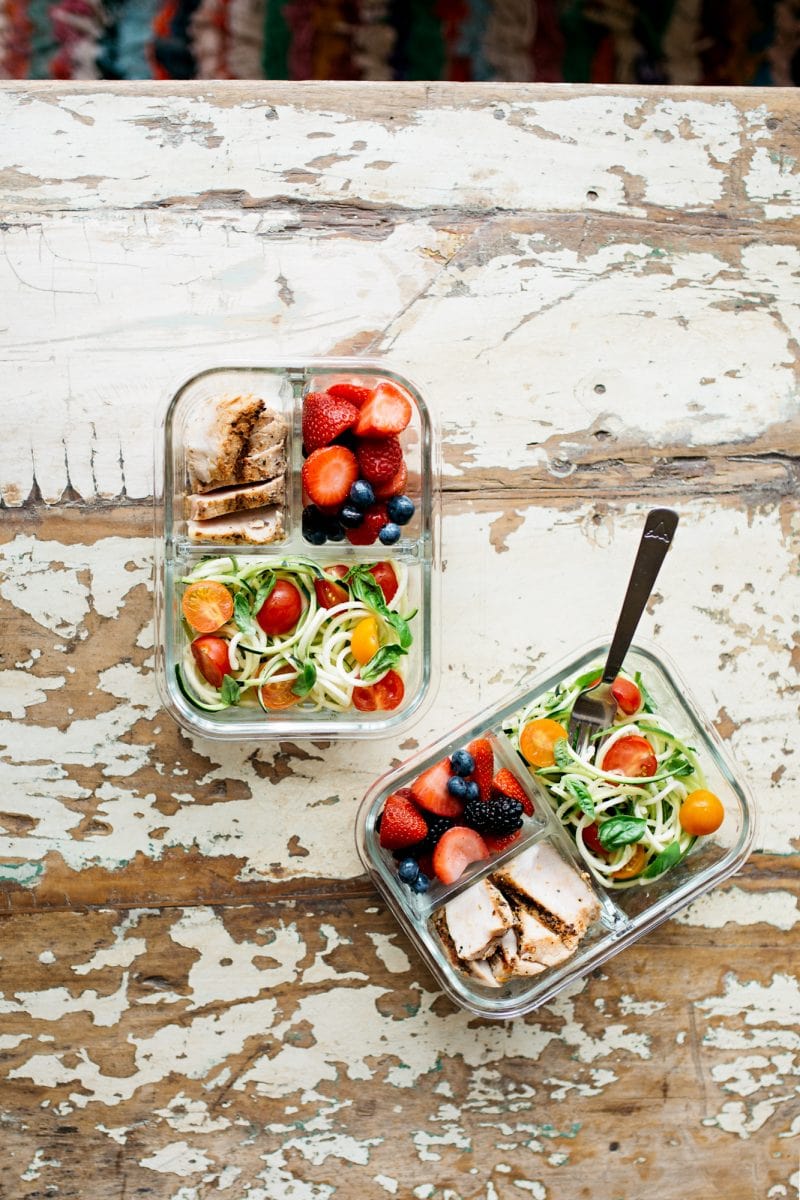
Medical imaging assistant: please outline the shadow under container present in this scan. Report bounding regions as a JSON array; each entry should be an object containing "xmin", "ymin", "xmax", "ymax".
[
  {"xmin": 154, "ymin": 360, "xmax": 439, "ymax": 739},
  {"xmin": 356, "ymin": 640, "xmax": 755, "ymax": 1019}
]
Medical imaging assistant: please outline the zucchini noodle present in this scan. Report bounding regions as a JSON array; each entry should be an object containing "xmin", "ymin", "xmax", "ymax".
[
  {"xmin": 504, "ymin": 668, "xmax": 706, "ymax": 888},
  {"xmin": 177, "ymin": 556, "xmax": 415, "ymax": 715}
]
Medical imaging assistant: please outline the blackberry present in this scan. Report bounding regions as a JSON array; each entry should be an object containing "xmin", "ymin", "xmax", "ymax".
[
  {"xmin": 464, "ymin": 796, "xmax": 523, "ymax": 836},
  {"xmin": 418, "ymin": 816, "xmax": 453, "ymax": 852}
]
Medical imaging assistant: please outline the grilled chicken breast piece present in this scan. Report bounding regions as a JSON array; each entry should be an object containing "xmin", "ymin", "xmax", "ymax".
[
  {"xmin": 186, "ymin": 394, "xmax": 287, "ymax": 493},
  {"xmin": 187, "ymin": 477, "xmax": 285, "ymax": 521},
  {"xmin": 442, "ymin": 879, "xmax": 514, "ymax": 962},
  {"xmin": 187, "ymin": 506, "xmax": 284, "ymax": 544},
  {"xmin": 492, "ymin": 842, "xmax": 600, "ymax": 941}
]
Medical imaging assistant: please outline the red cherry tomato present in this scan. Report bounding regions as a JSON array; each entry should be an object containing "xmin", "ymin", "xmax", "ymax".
[
  {"xmin": 314, "ymin": 577, "xmax": 349, "ymax": 609},
  {"xmin": 588, "ymin": 674, "xmax": 642, "ymax": 716},
  {"xmin": 580, "ymin": 822, "xmax": 607, "ymax": 856},
  {"xmin": 256, "ymin": 580, "xmax": 303, "ymax": 635},
  {"xmin": 258, "ymin": 678, "xmax": 300, "ymax": 710},
  {"xmin": 326, "ymin": 564, "xmax": 349, "ymax": 579},
  {"xmin": 191, "ymin": 635, "xmax": 230, "ymax": 689},
  {"xmin": 602, "ymin": 735, "xmax": 658, "ymax": 778},
  {"xmin": 352, "ymin": 669, "xmax": 405, "ymax": 712},
  {"xmin": 369, "ymin": 561, "xmax": 398, "ymax": 604}
]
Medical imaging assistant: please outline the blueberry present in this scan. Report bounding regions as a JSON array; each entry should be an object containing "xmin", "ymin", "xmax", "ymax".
[
  {"xmin": 464, "ymin": 780, "xmax": 480, "ymax": 803},
  {"xmin": 349, "ymin": 480, "xmax": 375, "ymax": 509},
  {"xmin": 387, "ymin": 494, "xmax": 415, "ymax": 525},
  {"xmin": 379, "ymin": 522, "xmax": 401, "ymax": 546},
  {"xmin": 340, "ymin": 504, "xmax": 364, "ymax": 529},
  {"xmin": 411, "ymin": 872, "xmax": 430, "ymax": 894},
  {"xmin": 324, "ymin": 515, "xmax": 346, "ymax": 542},
  {"xmin": 447, "ymin": 776, "xmax": 468, "ymax": 800},
  {"xmin": 398, "ymin": 858, "xmax": 419, "ymax": 884},
  {"xmin": 302, "ymin": 505, "xmax": 327, "ymax": 545},
  {"xmin": 450, "ymin": 749, "xmax": 475, "ymax": 777}
]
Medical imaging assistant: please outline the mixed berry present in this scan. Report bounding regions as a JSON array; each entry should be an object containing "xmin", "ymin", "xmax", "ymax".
[
  {"xmin": 301, "ymin": 380, "xmax": 416, "ymax": 546},
  {"xmin": 378, "ymin": 737, "xmax": 536, "ymax": 893}
]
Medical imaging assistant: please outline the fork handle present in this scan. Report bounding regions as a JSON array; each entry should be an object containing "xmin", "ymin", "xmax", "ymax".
[{"xmin": 602, "ymin": 508, "xmax": 679, "ymax": 683}]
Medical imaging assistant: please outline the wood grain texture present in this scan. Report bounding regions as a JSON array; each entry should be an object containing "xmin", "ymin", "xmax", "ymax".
[{"xmin": 0, "ymin": 82, "xmax": 798, "ymax": 1199}]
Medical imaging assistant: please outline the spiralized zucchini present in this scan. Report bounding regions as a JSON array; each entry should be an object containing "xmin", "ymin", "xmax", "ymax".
[
  {"xmin": 178, "ymin": 556, "xmax": 414, "ymax": 714},
  {"xmin": 504, "ymin": 668, "xmax": 704, "ymax": 888}
]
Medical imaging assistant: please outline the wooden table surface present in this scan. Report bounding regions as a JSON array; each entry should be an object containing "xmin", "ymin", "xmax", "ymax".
[{"xmin": 1, "ymin": 81, "xmax": 798, "ymax": 1200}]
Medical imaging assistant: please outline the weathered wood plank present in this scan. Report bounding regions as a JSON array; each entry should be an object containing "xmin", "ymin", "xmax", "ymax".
[{"xmin": 0, "ymin": 893, "xmax": 797, "ymax": 1199}]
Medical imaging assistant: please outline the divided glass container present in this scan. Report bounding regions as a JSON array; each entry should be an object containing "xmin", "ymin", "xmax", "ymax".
[
  {"xmin": 154, "ymin": 360, "xmax": 438, "ymax": 739},
  {"xmin": 356, "ymin": 640, "xmax": 755, "ymax": 1019}
]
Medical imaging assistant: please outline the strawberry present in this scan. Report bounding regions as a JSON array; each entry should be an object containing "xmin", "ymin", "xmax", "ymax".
[
  {"xmin": 345, "ymin": 502, "xmax": 388, "ymax": 546},
  {"xmin": 379, "ymin": 789, "xmax": 428, "ymax": 850},
  {"xmin": 327, "ymin": 382, "xmax": 371, "ymax": 408},
  {"xmin": 467, "ymin": 738, "xmax": 494, "ymax": 801},
  {"xmin": 356, "ymin": 437, "xmax": 403, "ymax": 484},
  {"xmin": 372, "ymin": 458, "xmax": 408, "ymax": 500},
  {"xmin": 302, "ymin": 446, "xmax": 358, "ymax": 508},
  {"xmin": 432, "ymin": 825, "xmax": 489, "ymax": 884},
  {"xmin": 302, "ymin": 391, "xmax": 358, "ymax": 452},
  {"xmin": 491, "ymin": 768, "xmax": 534, "ymax": 817},
  {"xmin": 355, "ymin": 381, "xmax": 413, "ymax": 437},
  {"xmin": 484, "ymin": 829, "xmax": 523, "ymax": 855},
  {"xmin": 314, "ymin": 576, "xmax": 349, "ymax": 609},
  {"xmin": 411, "ymin": 758, "xmax": 464, "ymax": 818}
]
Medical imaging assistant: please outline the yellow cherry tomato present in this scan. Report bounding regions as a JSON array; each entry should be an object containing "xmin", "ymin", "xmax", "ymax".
[
  {"xmin": 519, "ymin": 718, "xmax": 568, "ymax": 768},
  {"xmin": 680, "ymin": 789, "xmax": 724, "ymax": 836},
  {"xmin": 612, "ymin": 843, "xmax": 648, "ymax": 880},
  {"xmin": 351, "ymin": 616, "xmax": 380, "ymax": 665}
]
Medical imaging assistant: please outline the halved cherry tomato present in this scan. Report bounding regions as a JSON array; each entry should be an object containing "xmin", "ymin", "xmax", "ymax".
[
  {"xmin": 519, "ymin": 718, "xmax": 568, "ymax": 768},
  {"xmin": 352, "ymin": 669, "xmax": 405, "ymax": 711},
  {"xmin": 351, "ymin": 616, "xmax": 380, "ymax": 665},
  {"xmin": 679, "ymin": 789, "xmax": 724, "ymax": 836},
  {"xmin": 191, "ymin": 635, "xmax": 230, "ymax": 688},
  {"xmin": 326, "ymin": 564, "xmax": 349, "ymax": 579},
  {"xmin": 580, "ymin": 822, "xmax": 607, "ymax": 857},
  {"xmin": 256, "ymin": 579, "xmax": 303, "ymax": 636},
  {"xmin": 369, "ymin": 561, "xmax": 398, "ymax": 604},
  {"xmin": 588, "ymin": 674, "xmax": 642, "ymax": 716},
  {"xmin": 612, "ymin": 843, "xmax": 648, "ymax": 879},
  {"xmin": 182, "ymin": 581, "xmax": 234, "ymax": 633},
  {"xmin": 314, "ymin": 576, "xmax": 349, "ymax": 609},
  {"xmin": 258, "ymin": 677, "xmax": 300, "ymax": 710},
  {"xmin": 602, "ymin": 735, "xmax": 657, "ymax": 778}
]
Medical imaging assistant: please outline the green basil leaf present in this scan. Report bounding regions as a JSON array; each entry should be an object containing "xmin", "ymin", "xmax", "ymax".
[
  {"xmin": 361, "ymin": 643, "xmax": 407, "ymax": 683},
  {"xmin": 598, "ymin": 816, "xmax": 647, "ymax": 849},
  {"xmin": 662, "ymin": 748, "xmax": 695, "ymax": 779},
  {"xmin": 565, "ymin": 777, "xmax": 595, "ymax": 818},
  {"xmin": 634, "ymin": 670, "xmax": 657, "ymax": 714},
  {"xmin": 346, "ymin": 566, "xmax": 413, "ymax": 650},
  {"xmin": 642, "ymin": 839, "xmax": 688, "ymax": 879},
  {"xmin": 252, "ymin": 573, "xmax": 276, "ymax": 617},
  {"xmin": 553, "ymin": 738, "xmax": 572, "ymax": 770},
  {"xmin": 291, "ymin": 661, "xmax": 317, "ymax": 698},
  {"xmin": 220, "ymin": 674, "xmax": 241, "ymax": 706},
  {"xmin": 233, "ymin": 590, "xmax": 256, "ymax": 637}
]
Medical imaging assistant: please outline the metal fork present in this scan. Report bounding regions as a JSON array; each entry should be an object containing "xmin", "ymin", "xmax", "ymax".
[{"xmin": 570, "ymin": 507, "xmax": 680, "ymax": 757}]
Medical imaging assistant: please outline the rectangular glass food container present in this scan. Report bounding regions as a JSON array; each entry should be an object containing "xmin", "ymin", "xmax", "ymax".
[
  {"xmin": 356, "ymin": 640, "xmax": 755, "ymax": 1019},
  {"xmin": 154, "ymin": 359, "xmax": 439, "ymax": 739}
]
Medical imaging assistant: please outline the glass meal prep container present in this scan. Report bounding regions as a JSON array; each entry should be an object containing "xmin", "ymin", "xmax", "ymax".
[
  {"xmin": 356, "ymin": 640, "xmax": 755, "ymax": 1020},
  {"xmin": 154, "ymin": 360, "xmax": 438, "ymax": 739}
]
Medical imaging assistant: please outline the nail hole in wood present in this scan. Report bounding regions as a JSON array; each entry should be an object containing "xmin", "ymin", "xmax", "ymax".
[
  {"xmin": 766, "ymin": 117, "xmax": 779, "ymax": 130},
  {"xmin": 586, "ymin": 189, "xmax": 599, "ymax": 202},
  {"xmin": 594, "ymin": 383, "xmax": 606, "ymax": 394}
]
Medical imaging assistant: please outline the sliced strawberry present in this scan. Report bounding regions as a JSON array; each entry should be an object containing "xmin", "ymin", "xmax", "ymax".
[
  {"xmin": 345, "ymin": 502, "xmax": 388, "ymax": 546},
  {"xmin": 467, "ymin": 738, "xmax": 493, "ymax": 801},
  {"xmin": 491, "ymin": 767, "xmax": 534, "ymax": 817},
  {"xmin": 411, "ymin": 758, "xmax": 464, "ymax": 818},
  {"xmin": 302, "ymin": 446, "xmax": 359, "ymax": 508},
  {"xmin": 302, "ymin": 391, "xmax": 358, "ymax": 452},
  {"xmin": 355, "ymin": 381, "xmax": 413, "ymax": 437},
  {"xmin": 327, "ymin": 382, "xmax": 372, "ymax": 408},
  {"xmin": 356, "ymin": 436, "xmax": 403, "ymax": 484},
  {"xmin": 432, "ymin": 825, "xmax": 489, "ymax": 884},
  {"xmin": 379, "ymin": 789, "xmax": 428, "ymax": 850},
  {"xmin": 484, "ymin": 829, "xmax": 523, "ymax": 855},
  {"xmin": 314, "ymin": 576, "xmax": 349, "ymax": 609},
  {"xmin": 372, "ymin": 459, "xmax": 408, "ymax": 500}
]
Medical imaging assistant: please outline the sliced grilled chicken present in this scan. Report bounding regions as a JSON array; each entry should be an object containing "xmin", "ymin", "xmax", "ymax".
[
  {"xmin": 186, "ymin": 394, "xmax": 287, "ymax": 493},
  {"xmin": 442, "ymin": 878, "xmax": 514, "ymax": 962},
  {"xmin": 514, "ymin": 907, "xmax": 576, "ymax": 968},
  {"xmin": 187, "ymin": 477, "xmax": 285, "ymax": 521},
  {"xmin": 492, "ymin": 842, "xmax": 600, "ymax": 941},
  {"xmin": 468, "ymin": 957, "xmax": 501, "ymax": 988},
  {"xmin": 188, "ymin": 505, "xmax": 284, "ymax": 544}
]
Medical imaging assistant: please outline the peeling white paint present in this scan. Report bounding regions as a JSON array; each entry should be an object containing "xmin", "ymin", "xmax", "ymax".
[
  {"xmin": 677, "ymin": 888, "xmax": 800, "ymax": 931},
  {"xmin": 0, "ymin": 670, "xmax": 66, "ymax": 718},
  {"xmin": 154, "ymin": 1093, "xmax": 231, "ymax": 1135},
  {"xmin": 367, "ymin": 932, "xmax": 411, "ymax": 975},
  {"xmin": 140, "ymin": 1140, "xmax": 213, "ymax": 1177}
]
